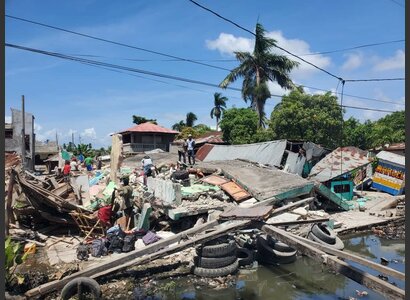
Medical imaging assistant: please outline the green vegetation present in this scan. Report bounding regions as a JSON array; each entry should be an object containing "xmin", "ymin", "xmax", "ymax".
[
  {"xmin": 210, "ymin": 92, "xmax": 228, "ymax": 131},
  {"xmin": 5, "ymin": 237, "xmax": 30, "ymax": 287},
  {"xmin": 270, "ymin": 88, "xmax": 343, "ymax": 149},
  {"xmin": 132, "ymin": 115, "xmax": 157, "ymax": 125}
]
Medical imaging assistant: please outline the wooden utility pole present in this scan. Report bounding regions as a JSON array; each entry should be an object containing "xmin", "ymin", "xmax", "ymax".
[
  {"xmin": 31, "ymin": 115, "xmax": 35, "ymax": 171},
  {"xmin": 21, "ymin": 95, "xmax": 25, "ymax": 167}
]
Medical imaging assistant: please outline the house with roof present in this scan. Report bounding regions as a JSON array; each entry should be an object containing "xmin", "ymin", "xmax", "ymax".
[{"xmin": 116, "ymin": 122, "xmax": 179, "ymax": 153}]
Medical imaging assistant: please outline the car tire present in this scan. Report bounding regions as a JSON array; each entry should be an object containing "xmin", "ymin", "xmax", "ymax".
[
  {"xmin": 196, "ymin": 240, "xmax": 237, "ymax": 258},
  {"xmin": 193, "ymin": 259, "xmax": 238, "ymax": 277},
  {"xmin": 311, "ymin": 224, "xmax": 336, "ymax": 244},
  {"xmin": 236, "ymin": 247, "xmax": 254, "ymax": 267},
  {"xmin": 60, "ymin": 277, "xmax": 101, "ymax": 300},
  {"xmin": 193, "ymin": 254, "xmax": 237, "ymax": 268}
]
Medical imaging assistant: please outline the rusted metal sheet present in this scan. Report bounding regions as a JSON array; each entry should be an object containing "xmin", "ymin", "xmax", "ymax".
[
  {"xmin": 201, "ymin": 175, "xmax": 230, "ymax": 186},
  {"xmin": 309, "ymin": 146, "xmax": 371, "ymax": 182},
  {"xmin": 196, "ymin": 144, "xmax": 214, "ymax": 162},
  {"xmin": 219, "ymin": 206, "xmax": 273, "ymax": 220},
  {"xmin": 220, "ymin": 181, "xmax": 251, "ymax": 202}
]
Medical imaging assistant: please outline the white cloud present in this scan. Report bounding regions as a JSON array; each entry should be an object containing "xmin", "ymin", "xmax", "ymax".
[
  {"xmin": 5, "ymin": 116, "xmax": 11, "ymax": 123},
  {"xmin": 373, "ymin": 50, "xmax": 405, "ymax": 71},
  {"xmin": 81, "ymin": 128, "xmax": 97, "ymax": 140},
  {"xmin": 206, "ymin": 30, "xmax": 331, "ymax": 80},
  {"xmin": 206, "ymin": 33, "xmax": 253, "ymax": 55},
  {"xmin": 341, "ymin": 53, "xmax": 363, "ymax": 71}
]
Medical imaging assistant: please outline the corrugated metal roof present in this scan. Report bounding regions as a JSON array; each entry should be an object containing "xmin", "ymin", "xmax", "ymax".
[
  {"xmin": 196, "ymin": 140, "xmax": 287, "ymax": 167},
  {"xmin": 309, "ymin": 146, "xmax": 371, "ymax": 182},
  {"xmin": 117, "ymin": 122, "xmax": 179, "ymax": 134},
  {"xmin": 376, "ymin": 150, "xmax": 405, "ymax": 166}
]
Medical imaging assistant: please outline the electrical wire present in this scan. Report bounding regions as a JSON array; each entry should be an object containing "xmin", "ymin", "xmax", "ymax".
[
  {"xmin": 188, "ymin": 0, "xmax": 343, "ymax": 81},
  {"xmin": 386, "ymin": 0, "xmax": 405, "ymax": 8},
  {"xmin": 7, "ymin": 42, "xmax": 401, "ymax": 114},
  {"xmin": 5, "ymin": 14, "xmax": 231, "ymax": 72},
  {"xmin": 344, "ymin": 78, "xmax": 405, "ymax": 82}
]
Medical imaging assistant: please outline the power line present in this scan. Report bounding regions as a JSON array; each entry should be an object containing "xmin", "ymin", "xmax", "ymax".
[
  {"xmin": 341, "ymin": 105, "xmax": 396, "ymax": 113},
  {"xmin": 299, "ymin": 84, "xmax": 405, "ymax": 106},
  {"xmin": 5, "ymin": 14, "xmax": 231, "ymax": 72},
  {"xmin": 6, "ymin": 42, "xmax": 241, "ymax": 91},
  {"xmin": 301, "ymin": 39, "xmax": 404, "ymax": 56},
  {"xmin": 7, "ymin": 43, "xmax": 400, "ymax": 115},
  {"xmin": 344, "ymin": 78, "xmax": 405, "ymax": 82},
  {"xmin": 188, "ymin": 0, "xmax": 343, "ymax": 81},
  {"xmin": 65, "ymin": 53, "xmax": 404, "ymax": 106}
]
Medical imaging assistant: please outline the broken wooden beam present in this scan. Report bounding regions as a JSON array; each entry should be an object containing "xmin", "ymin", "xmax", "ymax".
[
  {"xmin": 266, "ymin": 217, "xmax": 329, "ymax": 227},
  {"xmin": 24, "ymin": 218, "xmax": 222, "ymax": 298},
  {"xmin": 260, "ymin": 225, "xmax": 405, "ymax": 300},
  {"xmin": 288, "ymin": 231, "xmax": 405, "ymax": 281}
]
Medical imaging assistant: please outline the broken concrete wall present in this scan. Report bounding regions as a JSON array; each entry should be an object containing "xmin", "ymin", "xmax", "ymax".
[
  {"xmin": 6, "ymin": 108, "xmax": 34, "ymax": 168},
  {"xmin": 147, "ymin": 177, "xmax": 181, "ymax": 205},
  {"xmin": 110, "ymin": 134, "xmax": 123, "ymax": 184}
]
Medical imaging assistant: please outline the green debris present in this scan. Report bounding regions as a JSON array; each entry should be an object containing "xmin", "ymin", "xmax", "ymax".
[{"xmin": 181, "ymin": 184, "xmax": 220, "ymax": 196}]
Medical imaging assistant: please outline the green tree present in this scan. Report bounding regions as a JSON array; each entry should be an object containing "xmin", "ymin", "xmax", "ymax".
[
  {"xmin": 270, "ymin": 88, "xmax": 343, "ymax": 148},
  {"xmin": 132, "ymin": 115, "xmax": 157, "ymax": 125},
  {"xmin": 369, "ymin": 110, "xmax": 405, "ymax": 148},
  {"xmin": 193, "ymin": 124, "xmax": 212, "ymax": 136},
  {"xmin": 171, "ymin": 120, "xmax": 185, "ymax": 131},
  {"xmin": 210, "ymin": 92, "xmax": 228, "ymax": 131},
  {"xmin": 219, "ymin": 23, "xmax": 299, "ymax": 128},
  {"xmin": 72, "ymin": 143, "xmax": 94, "ymax": 157},
  {"xmin": 343, "ymin": 117, "xmax": 373, "ymax": 149},
  {"xmin": 220, "ymin": 107, "xmax": 265, "ymax": 144},
  {"xmin": 185, "ymin": 112, "xmax": 198, "ymax": 127}
]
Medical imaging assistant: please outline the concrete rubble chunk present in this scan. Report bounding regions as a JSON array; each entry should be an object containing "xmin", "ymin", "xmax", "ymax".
[
  {"xmin": 266, "ymin": 212, "xmax": 301, "ymax": 224},
  {"xmin": 291, "ymin": 207, "xmax": 308, "ymax": 216}
]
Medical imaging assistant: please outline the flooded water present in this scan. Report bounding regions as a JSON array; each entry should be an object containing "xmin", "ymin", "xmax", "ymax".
[{"xmin": 155, "ymin": 233, "xmax": 405, "ymax": 300}]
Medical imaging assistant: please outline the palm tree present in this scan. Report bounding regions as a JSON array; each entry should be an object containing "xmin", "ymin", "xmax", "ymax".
[
  {"xmin": 185, "ymin": 112, "xmax": 197, "ymax": 128},
  {"xmin": 172, "ymin": 120, "xmax": 185, "ymax": 131},
  {"xmin": 210, "ymin": 92, "xmax": 228, "ymax": 131},
  {"xmin": 219, "ymin": 23, "xmax": 299, "ymax": 128}
]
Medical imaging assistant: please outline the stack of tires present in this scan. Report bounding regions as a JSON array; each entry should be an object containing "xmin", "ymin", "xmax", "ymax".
[
  {"xmin": 193, "ymin": 238, "xmax": 239, "ymax": 277},
  {"xmin": 256, "ymin": 235, "xmax": 297, "ymax": 265},
  {"xmin": 307, "ymin": 223, "xmax": 344, "ymax": 250}
]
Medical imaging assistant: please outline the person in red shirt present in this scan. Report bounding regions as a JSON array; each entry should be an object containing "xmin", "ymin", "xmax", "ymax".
[{"xmin": 63, "ymin": 160, "xmax": 71, "ymax": 181}]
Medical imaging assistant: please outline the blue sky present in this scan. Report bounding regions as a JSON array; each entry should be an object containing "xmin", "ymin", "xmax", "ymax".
[{"xmin": 5, "ymin": 0, "xmax": 405, "ymax": 148}]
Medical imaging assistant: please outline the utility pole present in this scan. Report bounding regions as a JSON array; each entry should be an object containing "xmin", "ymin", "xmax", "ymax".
[
  {"xmin": 72, "ymin": 132, "xmax": 75, "ymax": 145},
  {"xmin": 56, "ymin": 131, "xmax": 59, "ymax": 149},
  {"xmin": 21, "ymin": 95, "xmax": 25, "ymax": 168},
  {"xmin": 31, "ymin": 115, "xmax": 35, "ymax": 171},
  {"xmin": 79, "ymin": 135, "xmax": 82, "ymax": 145}
]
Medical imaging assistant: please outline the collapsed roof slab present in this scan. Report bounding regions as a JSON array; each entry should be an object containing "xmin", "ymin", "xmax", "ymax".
[{"xmin": 202, "ymin": 160, "xmax": 314, "ymax": 203}]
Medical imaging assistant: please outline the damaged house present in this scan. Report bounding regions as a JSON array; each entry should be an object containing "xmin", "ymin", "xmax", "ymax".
[
  {"xmin": 116, "ymin": 122, "xmax": 179, "ymax": 154},
  {"xmin": 308, "ymin": 147, "xmax": 373, "ymax": 210}
]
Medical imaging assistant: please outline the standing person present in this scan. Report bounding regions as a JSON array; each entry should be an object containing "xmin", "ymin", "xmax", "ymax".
[
  {"xmin": 63, "ymin": 160, "xmax": 71, "ymax": 181},
  {"xmin": 70, "ymin": 157, "xmax": 78, "ymax": 172},
  {"xmin": 114, "ymin": 176, "xmax": 134, "ymax": 229},
  {"xmin": 177, "ymin": 139, "xmax": 187, "ymax": 163},
  {"xmin": 141, "ymin": 155, "xmax": 153, "ymax": 185},
  {"xmin": 187, "ymin": 134, "xmax": 196, "ymax": 165},
  {"xmin": 78, "ymin": 152, "xmax": 85, "ymax": 164},
  {"xmin": 84, "ymin": 156, "xmax": 93, "ymax": 171},
  {"xmin": 97, "ymin": 157, "xmax": 102, "ymax": 170}
]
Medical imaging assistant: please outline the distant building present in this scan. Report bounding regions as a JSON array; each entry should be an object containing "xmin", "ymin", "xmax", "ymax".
[
  {"xmin": 116, "ymin": 122, "xmax": 179, "ymax": 153},
  {"xmin": 35, "ymin": 141, "xmax": 59, "ymax": 165},
  {"xmin": 5, "ymin": 108, "xmax": 35, "ymax": 169}
]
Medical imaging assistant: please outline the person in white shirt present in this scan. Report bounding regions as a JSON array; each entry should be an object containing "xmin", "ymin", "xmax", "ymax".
[{"xmin": 187, "ymin": 134, "xmax": 196, "ymax": 165}]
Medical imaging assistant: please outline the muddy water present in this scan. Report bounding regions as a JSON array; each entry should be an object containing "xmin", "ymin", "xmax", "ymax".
[{"xmin": 156, "ymin": 233, "xmax": 405, "ymax": 300}]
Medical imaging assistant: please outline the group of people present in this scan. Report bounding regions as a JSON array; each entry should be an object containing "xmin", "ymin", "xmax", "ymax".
[
  {"xmin": 62, "ymin": 153, "xmax": 103, "ymax": 179},
  {"xmin": 177, "ymin": 134, "xmax": 196, "ymax": 165}
]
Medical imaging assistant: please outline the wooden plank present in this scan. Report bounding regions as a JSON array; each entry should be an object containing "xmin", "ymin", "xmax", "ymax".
[
  {"xmin": 25, "ymin": 218, "xmax": 221, "ymax": 298},
  {"xmin": 261, "ymin": 225, "xmax": 405, "ymax": 300},
  {"xmin": 6, "ymin": 170, "xmax": 16, "ymax": 235},
  {"xmin": 251, "ymin": 196, "xmax": 314, "ymax": 209},
  {"xmin": 288, "ymin": 232, "xmax": 405, "ymax": 281},
  {"xmin": 49, "ymin": 177, "xmax": 59, "ymax": 190},
  {"xmin": 266, "ymin": 217, "xmax": 329, "ymax": 227}
]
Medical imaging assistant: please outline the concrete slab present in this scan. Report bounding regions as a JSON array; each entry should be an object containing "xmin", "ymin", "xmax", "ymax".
[{"xmin": 201, "ymin": 160, "xmax": 314, "ymax": 202}]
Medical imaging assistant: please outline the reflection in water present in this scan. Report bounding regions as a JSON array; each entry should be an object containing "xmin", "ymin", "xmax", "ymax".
[{"xmin": 157, "ymin": 233, "xmax": 405, "ymax": 300}]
